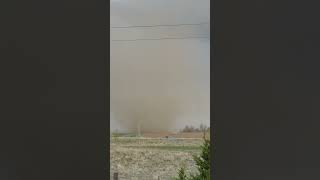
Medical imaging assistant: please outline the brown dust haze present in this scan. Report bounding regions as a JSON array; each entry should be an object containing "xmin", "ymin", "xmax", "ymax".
[{"xmin": 110, "ymin": 0, "xmax": 210, "ymax": 133}]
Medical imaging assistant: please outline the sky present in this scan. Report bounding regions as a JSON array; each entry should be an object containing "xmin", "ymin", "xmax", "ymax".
[{"xmin": 110, "ymin": 0, "xmax": 210, "ymax": 132}]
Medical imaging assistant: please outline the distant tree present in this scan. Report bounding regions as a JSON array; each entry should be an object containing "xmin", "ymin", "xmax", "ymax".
[
  {"xmin": 199, "ymin": 124, "xmax": 208, "ymax": 132},
  {"xmin": 189, "ymin": 125, "xmax": 195, "ymax": 132},
  {"xmin": 182, "ymin": 125, "xmax": 191, "ymax": 132},
  {"xmin": 181, "ymin": 124, "xmax": 209, "ymax": 133},
  {"xmin": 184, "ymin": 125, "xmax": 189, "ymax": 132}
]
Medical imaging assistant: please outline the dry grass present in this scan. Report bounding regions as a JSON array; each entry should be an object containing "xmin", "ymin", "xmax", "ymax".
[{"xmin": 110, "ymin": 134, "xmax": 205, "ymax": 179}]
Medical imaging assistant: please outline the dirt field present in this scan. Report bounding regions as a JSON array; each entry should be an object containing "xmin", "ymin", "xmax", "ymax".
[
  {"xmin": 142, "ymin": 132, "xmax": 210, "ymax": 139},
  {"xmin": 110, "ymin": 133, "xmax": 206, "ymax": 180}
]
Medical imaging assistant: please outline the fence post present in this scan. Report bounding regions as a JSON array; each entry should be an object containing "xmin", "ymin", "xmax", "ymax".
[{"xmin": 113, "ymin": 172, "xmax": 118, "ymax": 180}]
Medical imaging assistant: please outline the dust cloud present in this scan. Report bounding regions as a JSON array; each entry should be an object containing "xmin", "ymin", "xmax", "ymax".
[{"xmin": 111, "ymin": 0, "xmax": 210, "ymax": 133}]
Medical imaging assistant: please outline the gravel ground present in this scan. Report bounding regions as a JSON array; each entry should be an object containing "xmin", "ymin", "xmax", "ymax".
[{"xmin": 110, "ymin": 137, "xmax": 203, "ymax": 180}]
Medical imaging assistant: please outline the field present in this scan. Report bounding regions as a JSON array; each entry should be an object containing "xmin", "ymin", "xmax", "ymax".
[{"xmin": 110, "ymin": 132, "xmax": 207, "ymax": 180}]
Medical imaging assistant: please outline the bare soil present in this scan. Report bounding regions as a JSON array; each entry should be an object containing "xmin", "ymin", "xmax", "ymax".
[{"xmin": 142, "ymin": 131, "xmax": 210, "ymax": 139}]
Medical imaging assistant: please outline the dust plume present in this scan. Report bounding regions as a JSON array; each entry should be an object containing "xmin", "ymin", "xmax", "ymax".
[{"xmin": 111, "ymin": 0, "xmax": 210, "ymax": 133}]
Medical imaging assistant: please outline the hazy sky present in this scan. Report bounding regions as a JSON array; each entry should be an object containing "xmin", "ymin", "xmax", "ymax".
[{"xmin": 110, "ymin": 0, "xmax": 210, "ymax": 132}]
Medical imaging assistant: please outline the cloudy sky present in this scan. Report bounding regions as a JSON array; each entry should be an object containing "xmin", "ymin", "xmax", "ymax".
[{"xmin": 110, "ymin": 0, "xmax": 210, "ymax": 132}]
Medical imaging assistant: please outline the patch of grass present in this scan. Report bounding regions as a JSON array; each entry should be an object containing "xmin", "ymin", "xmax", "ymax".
[
  {"xmin": 125, "ymin": 145, "xmax": 201, "ymax": 151},
  {"xmin": 112, "ymin": 133, "xmax": 138, "ymax": 137}
]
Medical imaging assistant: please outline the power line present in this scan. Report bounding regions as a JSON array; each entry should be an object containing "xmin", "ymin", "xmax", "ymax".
[
  {"xmin": 110, "ymin": 22, "xmax": 209, "ymax": 29},
  {"xmin": 111, "ymin": 36, "xmax": 209, "ymax": 42}
]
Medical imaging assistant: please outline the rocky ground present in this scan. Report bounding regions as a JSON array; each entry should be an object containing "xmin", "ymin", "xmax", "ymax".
[{"xmin": 110, "ymin": 137, "xmax": 204, "ymax": 180}]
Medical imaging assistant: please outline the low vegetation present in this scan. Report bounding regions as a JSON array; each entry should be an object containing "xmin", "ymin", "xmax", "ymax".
[
  {"xmin": 110, "ymin": 125, "xmax": 211, "ymax": 179},
  {"xmin": 181, "ymin": 124, "xmax": 209, "ymax": 133},
  {"xmin": 110, "ymin": 137, "xmax": 202, "ymax": 179},
  {"xmin": 172, "ymin": 136, "xmax": 210, "ymax": 180}
]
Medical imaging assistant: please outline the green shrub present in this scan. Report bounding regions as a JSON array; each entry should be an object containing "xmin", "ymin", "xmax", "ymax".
[
  {"xmin": 190, "ymin": 138, "xmax": 210, "ymax": 180},
  {"xmin": 172, "ymin": 166, "xmax": 188, "ymax": 180},
  {"xmin": 173, "ymin": 135, "xmax": 210, "ymax": 180}
]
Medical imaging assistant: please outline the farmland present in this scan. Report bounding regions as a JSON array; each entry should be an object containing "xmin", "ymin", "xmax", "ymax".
[{"xmin": 110, "ymin": 132, "xmax": 207, "ymax": 180}]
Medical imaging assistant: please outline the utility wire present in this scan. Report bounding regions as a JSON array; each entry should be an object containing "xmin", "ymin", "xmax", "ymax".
[
  {"xmin": 111, "ymin": 36, "xmax": 209, "ymax": 42},
  {"xmin": 110, "ymin": 22, "xmax": 209, "ymax": 29}
]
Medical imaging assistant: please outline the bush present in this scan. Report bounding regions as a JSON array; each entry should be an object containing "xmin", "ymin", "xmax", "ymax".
[
  {"xmin": 172, "ymin": 166, "xmax": 188, "ymax": 180},
  {"xmin": 173, "ymin": 136, "xmax": 210, "ymax": 180},
  {"xmin": 190, "ymin": 138, "xmax": 210, "ymax": 180}
]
